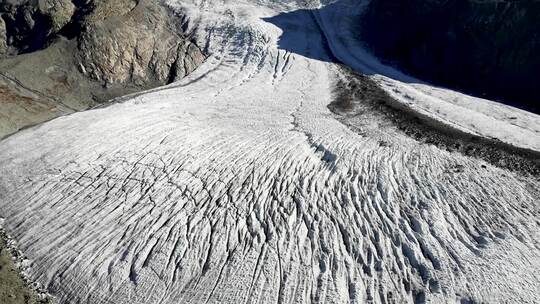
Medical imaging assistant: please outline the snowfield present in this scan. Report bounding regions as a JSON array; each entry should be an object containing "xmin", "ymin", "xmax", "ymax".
[{"xmin": 1, "ymin": 0, "xmax": 539, "ymax": 303}]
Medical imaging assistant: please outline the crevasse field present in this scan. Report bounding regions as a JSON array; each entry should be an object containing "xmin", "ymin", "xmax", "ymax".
[{"xmin": 0, "ymin": 0, "xmax": 539, "ymax": 303}]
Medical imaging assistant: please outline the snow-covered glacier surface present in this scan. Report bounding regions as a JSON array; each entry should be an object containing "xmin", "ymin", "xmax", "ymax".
[{"xmin": 0, "ymin": 0, "xmax": 539, "ymax": 303}]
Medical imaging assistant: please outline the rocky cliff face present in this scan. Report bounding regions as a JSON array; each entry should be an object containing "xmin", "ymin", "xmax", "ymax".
[
  {"xmin": 77, "ymin": 0, "xmax": 204, "ymax": 87},
  {"xmin": 361, "ymin": 0, "xmax": 540, "ymax": 113},
  {"xmin": 0, "ymin": 0, "xmax": 205, "ymax": 138}
]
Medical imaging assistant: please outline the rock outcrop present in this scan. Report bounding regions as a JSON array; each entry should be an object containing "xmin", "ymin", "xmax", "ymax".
[
  {"xmin": 38, "ymin": 0, "xmax": 76, "ymax": 33},
  {"xmin": 360, "ymin": 0, "xmax": 540, "ymax": 113},
  {"xmin": 77, "ymin": 0, "xmax": 205, "ymax": 87}
]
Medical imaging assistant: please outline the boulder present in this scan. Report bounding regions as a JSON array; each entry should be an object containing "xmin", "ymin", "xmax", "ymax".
[{"xmin": 38, "ymin": 0, "xmax": 76, "ymax": 33}]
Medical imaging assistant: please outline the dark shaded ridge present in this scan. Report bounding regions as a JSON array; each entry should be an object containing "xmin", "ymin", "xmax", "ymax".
[
  {"xmin": 263, "ymin": 1, "xmax": 540, "ymax": 114},
  {"xmin": 329, "ymin": 67, "xmax": 540, "ymax": 177},
  {"xmin": 360, "ymin": 0, "xmax": 540, "ymax": 114}
]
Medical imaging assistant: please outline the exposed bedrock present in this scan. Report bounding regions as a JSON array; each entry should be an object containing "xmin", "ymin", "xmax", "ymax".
[
  {"xmin": 361, "ymin": 0, "xmax": 540, "ymax": 113},
  {"xmin": 77, "ymin": 0, "xmax": 205, "ymax": 86},
  {"xmin": 0, "ymin": 0, "xmax": 205, "ymax": 138}
]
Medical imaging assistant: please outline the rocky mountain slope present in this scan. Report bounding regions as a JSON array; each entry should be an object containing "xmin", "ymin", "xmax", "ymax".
[
  {"xmin": 360, "ymin": 0, "xmax": 540, "ymax": 113},
  {"xmin": 0, "ymin": 0, "xmax": 205, "ymax": 138}
]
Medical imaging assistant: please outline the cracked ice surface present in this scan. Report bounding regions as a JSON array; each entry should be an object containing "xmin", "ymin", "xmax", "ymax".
[{"xmin": 0, "ymin": 0, "xmax": 539, "ymax": 303}]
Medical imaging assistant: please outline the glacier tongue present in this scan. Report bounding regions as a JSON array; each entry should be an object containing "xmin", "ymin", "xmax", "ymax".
[{"xmin": 0, "ymin": 0, "xmax": 539, "ymax": 303}]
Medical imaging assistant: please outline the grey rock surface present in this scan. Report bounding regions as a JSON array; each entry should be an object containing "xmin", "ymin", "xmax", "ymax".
[
  {"xmin": 82, "ymin": 0, "xmax": 137, "ymax": 22},
  {"xmin": 78, "ymin": 0, "xmax": 205, "ymax": 86},
  {"xmin": 37, "ymin": 0, "xmax": 76, "ymax": 33}
]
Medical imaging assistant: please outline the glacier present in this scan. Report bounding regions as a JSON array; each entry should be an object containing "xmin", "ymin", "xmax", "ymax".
[{"xmin": 0, "ymin": 0, "xmax": 539, "ymax": 303}]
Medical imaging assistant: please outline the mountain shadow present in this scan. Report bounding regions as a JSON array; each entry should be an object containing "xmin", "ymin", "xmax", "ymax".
[
  {"xmin": 262, "ymin": 7, "xmax": 340, "ymax": 63},
  {"xmin": 263, "ymin": 0, "xmax": 540, "ymax": 114}
]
